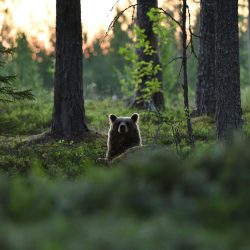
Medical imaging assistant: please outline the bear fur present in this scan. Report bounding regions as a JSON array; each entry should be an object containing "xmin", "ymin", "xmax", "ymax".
[{"xmin": 106, "ymin": 113, "xmax": 142, "ymax": 160}]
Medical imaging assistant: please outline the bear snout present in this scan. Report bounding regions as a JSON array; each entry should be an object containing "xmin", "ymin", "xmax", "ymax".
[{"xmin": 118, "ymin": 122, "xmax": 128, "ymax": 133}]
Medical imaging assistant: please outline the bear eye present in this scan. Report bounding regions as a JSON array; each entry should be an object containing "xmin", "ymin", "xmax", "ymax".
[{"xmin": 114, "ymin": 122, "xmax": 120, "ymax": 129}]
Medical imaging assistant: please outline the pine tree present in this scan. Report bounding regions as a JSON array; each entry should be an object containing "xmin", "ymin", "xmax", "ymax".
[
  {"xmin": 0, "ymin": 47, "xmax": 33, "ymax": 102},
  {"xmin": 51, "ymin": 0, "xmax": 88, "ymax": 138},
  {"xmin": 215, "ymin": 0, "xmax": 242, "ymax": 139}
]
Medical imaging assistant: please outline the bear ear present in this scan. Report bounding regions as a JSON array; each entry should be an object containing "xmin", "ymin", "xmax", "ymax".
[
  {"xmin": 131, "ymin": 113, "xmax": 139, "ymax": 123},
  {"xmin": 109, "ymin": 114, "xmax": 117, "ymax": 123}
]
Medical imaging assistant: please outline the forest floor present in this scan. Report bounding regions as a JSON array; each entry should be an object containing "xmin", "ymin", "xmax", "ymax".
[
  {"xmin": 0, "ymin": 97, "xmax": 250, "ymax": 178},
  {"xmin": 0, "ymin": 98, "xmax": 216, "ymax": 176}
]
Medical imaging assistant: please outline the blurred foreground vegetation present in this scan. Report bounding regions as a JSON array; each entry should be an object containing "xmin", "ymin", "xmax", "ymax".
[{"xmin": 0, "ymin": 97, "xmax": 250, "ymax": 249}]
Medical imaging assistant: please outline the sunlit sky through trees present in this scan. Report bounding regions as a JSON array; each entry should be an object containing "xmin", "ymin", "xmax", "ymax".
[{"xmin": 0, "ymin": 0, "xmax": 248, "ymax": 50}]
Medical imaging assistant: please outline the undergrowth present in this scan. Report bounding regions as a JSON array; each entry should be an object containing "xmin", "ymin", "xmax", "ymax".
[{"xmin": 1, "ymin": 97, "xmax": 250, "ymax": 249}]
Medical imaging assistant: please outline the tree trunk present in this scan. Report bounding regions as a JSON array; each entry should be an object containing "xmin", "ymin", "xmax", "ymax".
[
  {"xmin": 182, "ymin": 0, "xmax": 195, "ymax": 149},
  {"xmin": 51, "ymin": 0, "xmax": 88, "ymax": 138},
  {"xmin": 195, "ymin": 0, "xmax": 216, "ymax": 116},
  {"xmin": 215, "ymin": 0, "xmax": 242, "ymax": 140},
  {"xmin": 132, "ymin": 0, "xmax": 165, "ymax": 111}
]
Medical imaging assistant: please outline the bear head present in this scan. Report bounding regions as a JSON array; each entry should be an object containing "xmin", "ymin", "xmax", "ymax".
[{"xmin": 109, "ymin": 113, "xmax": 139, "ymax": 136}]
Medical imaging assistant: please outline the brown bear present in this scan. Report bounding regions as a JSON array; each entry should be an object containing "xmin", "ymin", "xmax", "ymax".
[{"xmin": 106, "ymin": 113, "xmax": 142, "ymax": 160}]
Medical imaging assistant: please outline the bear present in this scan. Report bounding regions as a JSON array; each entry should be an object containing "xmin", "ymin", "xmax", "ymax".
[{"xmin": 106, "ymin": 113, "xmax": 142, "ymax": 161}]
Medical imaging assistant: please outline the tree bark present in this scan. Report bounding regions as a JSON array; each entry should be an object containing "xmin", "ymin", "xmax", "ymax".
[
  {"xmin": 132, "ymin": 0, "xmax": 165, "ymax": 111},
  {"xmin": 195, "ymin": 0, "xmax": 216, "ymax": 116},
  {"xmin": 51, "ymin": 0, "xmax": 88, "ymax": 138},
  {"xmin": 215, "ymin": 0, "xmax": 242, "ymax": 140}
]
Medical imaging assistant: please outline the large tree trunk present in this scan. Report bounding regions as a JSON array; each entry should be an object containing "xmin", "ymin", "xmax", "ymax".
[
  {"xmin": 132, "ymin": 0, "xmax": 165, "ymax": 111},
  {"xmin": 195, "ymin": 0, "xmax": 216, "ymax": 116},
  {"xmin": 215, "ymin": 0, "xmax": 242, "ymax": 140},
  {"xmin": 51, "ymin": 0, "xmax": 88, "ymax": 138}
]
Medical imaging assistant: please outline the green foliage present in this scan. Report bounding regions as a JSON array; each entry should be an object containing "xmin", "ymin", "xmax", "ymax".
[
  {"xmin": 238, "ymin": 9, "xmax": 250, "ymax": 88},
  {"xmin": 4, "ymin": 34, "xmax": 43, "ymax": 91},
  {"xmin": 1, "ymin": 137, "xmax": 250, "ymax": 249},
  {"xmin": 0, "ymin": 137, "xmax": 106, "ymax": 178},
  {"xmin": 36, "ymin": 48, "xmax": 55, "ymax": 90},
  {"xmin": 1, "ymin": 33, "xmax": 54, "ymax": 96},
  {"xmin": 119, "ymin": 23, "xmax": 162, "ymax": 103},
  {"xmin": 0, "ymin": 46, "xmax": 34, "ymax": 102},
  {"xmin": 118, "ymin": 7, "xmax": 195, "ymax": 104},
  {"xmin": 0, "ymin": 98, "xmax": 52, "ymax": 135},
  {"xmin": 239, "ymin": 31, "xmax": 250, "ymax": 88},
  {"xmin": 149, "ymin": 8, "xmax": 183, "ymax": 98}
]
